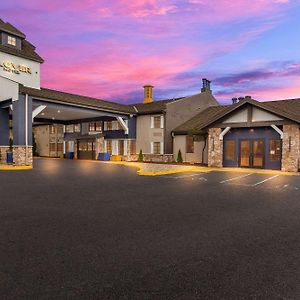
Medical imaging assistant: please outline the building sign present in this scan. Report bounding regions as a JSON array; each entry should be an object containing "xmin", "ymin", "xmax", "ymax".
[{"xmin": 0, "ymin": 61, "xmax": 32, "ymax": 74}]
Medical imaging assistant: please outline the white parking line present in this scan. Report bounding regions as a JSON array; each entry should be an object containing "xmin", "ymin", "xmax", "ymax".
[
  {"xmin": 220, "ymin": 173, "xmax": 252, "ymax": 184},
  {"xmin": 173, "ymin": 173, "xmax": 204, "ymax": 179},
  {"xmin": 251, "ymin": 175, "xmax": 279, "ymax": 187}
]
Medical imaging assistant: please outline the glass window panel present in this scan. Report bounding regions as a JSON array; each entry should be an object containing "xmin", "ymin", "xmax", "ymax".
[
  {"xmin": 154, "ymin": 116, "xmax": 161, "ymax": 129},
  {"xmin": 186, "ymin": 136, "xmax": 194, "ymax": 153},
  {"xmin": 225, "ymin": 140, "xmax": 235, "ymax": 161},
  {"xmin": 153, "ymin": 142, "xmax": 161, "ymax": 154},
  {"xmin": 270, "ymin": 140, "xmax": 281, "ymax": 161}
]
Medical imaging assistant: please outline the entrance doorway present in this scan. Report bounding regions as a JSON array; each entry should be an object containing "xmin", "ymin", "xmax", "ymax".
[
  {"xmin": 77, "ymin": 140, "xmax": 95, "ymax": 160},
  {"xmin": 239, "ymin": 139, "xmax": 264, "ymax": 168}
]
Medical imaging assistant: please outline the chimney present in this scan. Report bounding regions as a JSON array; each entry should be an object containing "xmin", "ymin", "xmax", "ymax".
[
  {"xmin": 245, "ymin": 95, "xmax": 251, "ymax": 100},
  {"xmin": 201, "ymin": 78, "xmax": 211, "ymax": 93},
  {"xmin": 238, "ymin": 96, "xmax": 245, "ymax": 102},
  {"xmin": 232, "ymin": 97, "xmax": 238, "ymax": 104},
  {"xmin": 143, "ymin": 85, "xmax": 154, "ymax": 103}
]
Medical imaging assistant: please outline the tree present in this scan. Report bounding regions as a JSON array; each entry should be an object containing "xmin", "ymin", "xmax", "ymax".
[
  {"xmin": 138, "ymin": 149, "xmax": 143, "ymax": 162},
  {"xmin": 177, "ymin": 149, "xmax": 183, "ymax": 163}
]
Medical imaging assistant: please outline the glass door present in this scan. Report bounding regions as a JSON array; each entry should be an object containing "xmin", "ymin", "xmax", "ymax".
[
  {"xmin": 252, "ymin": 140, "xmax": 264, "ymax": 168},
  {"xmin": 240, "ymin": 140, "xmax": 250, "ymax": 167}
]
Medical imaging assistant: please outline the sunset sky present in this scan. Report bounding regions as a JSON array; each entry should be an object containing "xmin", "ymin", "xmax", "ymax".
[{"xmin": 1, "ymin": 0, "xmax": 300, "ymax": 104}]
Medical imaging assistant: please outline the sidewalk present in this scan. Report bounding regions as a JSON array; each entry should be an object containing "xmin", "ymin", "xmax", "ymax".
[{"xmin": 100, "ymin": 161, "xmax": 299, "ymax": 176}]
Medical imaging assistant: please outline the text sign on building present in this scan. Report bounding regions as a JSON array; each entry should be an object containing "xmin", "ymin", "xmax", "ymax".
[{"xmin": 0, "ymin": 61, "xmax": 32, "ymax": 74}]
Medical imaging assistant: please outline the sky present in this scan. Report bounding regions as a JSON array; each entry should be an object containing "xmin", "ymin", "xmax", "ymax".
[{"xmin": 1, "ymin": 0, "xmax": 300, "ymax": 104}]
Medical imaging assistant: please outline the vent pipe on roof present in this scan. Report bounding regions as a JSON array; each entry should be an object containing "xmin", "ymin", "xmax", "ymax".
[
  {"xmin": 143, "ymin": 85, "xmax": 154, "ymax": 103},
  {"xmin": 201, "ymin": 78, "xmax": 211, "ymax": 93}
]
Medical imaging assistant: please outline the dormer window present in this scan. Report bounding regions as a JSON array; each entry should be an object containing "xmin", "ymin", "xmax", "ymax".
[{"xmin": 7, "ymin": 35, "xmax": 16, "ymax": 46}]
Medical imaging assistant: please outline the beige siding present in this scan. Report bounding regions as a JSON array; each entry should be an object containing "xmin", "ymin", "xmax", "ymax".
[
  {"xmin": 136, "ymin": 115, "xmax": 164, "ymax": 154},
  {"xmin": 173, "ymin": 135, "xmax": 208, "ymax": 164}
]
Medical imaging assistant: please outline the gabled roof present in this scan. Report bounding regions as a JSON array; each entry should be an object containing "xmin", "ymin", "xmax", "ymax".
[
  {"xmin": 20, "ymin": 86, "xmax": 136, "ymax": 115},
  {"xmin": 130, "ymin": 97, "xmax": 184, "ymax": 114},
  {"xmin": 0, "ymin": 19, "xmax": 26, "ymax": 38},
  {"xmin": 173, "ymin": 98, "xmax": 300, "ymax": 134}
]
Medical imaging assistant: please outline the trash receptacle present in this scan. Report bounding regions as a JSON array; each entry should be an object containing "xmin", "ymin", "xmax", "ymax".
[
  {"xmin": 6, "ymin": 152, "xmax": 13, "ymax": 164},
  {"xmin": 98, "ymin": 153, "xmax": 110, "ymax": 161}
]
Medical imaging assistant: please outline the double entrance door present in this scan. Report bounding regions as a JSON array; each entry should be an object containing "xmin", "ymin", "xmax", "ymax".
[
  {"xmin": 78, "ymin": 140, "xmax": 95, "ymax": 160},
  {"xmin": 239, "ymin": 139, "xmax": 264, "ymax": 168}
]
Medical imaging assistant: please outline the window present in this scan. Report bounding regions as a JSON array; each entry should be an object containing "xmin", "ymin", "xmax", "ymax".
[
  {"xmin": 57, "ymin": 143, "xmax": 64, "ymax": 152},
  {"xmin": 186, "ymin": 136, "xmax": 194, "ymax": 153},
  {"xmin": 153, "ymin": 142, "xmax": 161, "ymax": 155},
  {"xmin": 154, "ymin": 116, "xmax": 161, "ymax": 129},
  {"xmin": 89, "ymin": 123, "xmax": 96, "ymax": 132},
  {"xmin": 107, "ymin": 121, "xmax": 113, "ymax": 131},
  {"xmin": 7, "ymin": 36, "xmax": 16, "ymax": 46},
  {"xmin": 50, "ymin": 126, "xmax": 55, "ymax": 134},
  {"xmin": 74, "ymin": 124, "xmax": 81, "ymax": 133},
  {"xmin": 225, "ymin": 140, "xmax": 235, "ymax": 161},
  {"xmin": 49, "ymin": 143, "xmax": 56, "ymax": 152},
  {"xmin": 269, "ymin": 140, "xmax": 281, "ymax": 161},
  {"xmin": 106, "ymin": 140, "xmax": 112, "ymax": 154},
  {"xmin": 129, "ymin": 140, "xmax": 136, "ymax": 155},
  {"xmin": 95, "ymin": 122, "xmax": 102, "ymax": 132},
  {"xmin": 119, "ymin": 140, "xmax": 124, "ymax": 155},
  {"xmin": 65, "ymin": 125, "xmax": 74, "ymax": 133},
  {"xmin": 57, "ymin": 126, "xmax": 64, "ymax": 135}
]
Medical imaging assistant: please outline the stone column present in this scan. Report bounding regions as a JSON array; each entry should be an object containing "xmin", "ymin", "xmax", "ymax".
[
  {"xmin": 208, "ymin": 128, "xmax": 223, "ymax": 168},
  {"xmin": 282, "ymin": 125, "xmax": 300, "ymax": 172},
  {"xmin": 12, "ymin": 95, "xmax": 33, "ymax": 166}
]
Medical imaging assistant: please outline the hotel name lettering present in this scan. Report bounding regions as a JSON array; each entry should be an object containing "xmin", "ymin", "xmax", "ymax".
[{"xmin": 0, "ymin": 61, "xmax": 32, "ymax": 74}]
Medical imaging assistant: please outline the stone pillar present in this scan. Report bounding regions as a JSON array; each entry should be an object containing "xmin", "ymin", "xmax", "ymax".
[
  {"xmin": 13, "ymin": 146, "xmax": 33, "ymax": 166},
  {"xmin": 208, "ymin": 128, "xmax": 223, "ymax": 168},
  {"xmin": 95, "ymin": 137, "xmax": 104, "ymax": 160},
  {"xmin": 282, "ymin": 125, "xmax": 300, "ymax": 172},
  {"xmin": 12, "ymin": 95, "xmax": 33, "ymax": 166},
  {"xmin": 0, "ymin": 146, "xmax": 9, "ymax": 164}
]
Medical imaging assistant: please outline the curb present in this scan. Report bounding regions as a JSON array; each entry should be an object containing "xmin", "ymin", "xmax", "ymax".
[{"xmin": 0, "ymin": 165, "xmax": 33, "ymax": 171}]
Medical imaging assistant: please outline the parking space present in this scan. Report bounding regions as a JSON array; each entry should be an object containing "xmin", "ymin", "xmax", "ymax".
[
  {"xmin": 1, "ymin": 158, "xmax": 300, "ymax": 299},
  {"xmin": 159, "ymin": 171, "xmax": 299, "ymax": 191}
]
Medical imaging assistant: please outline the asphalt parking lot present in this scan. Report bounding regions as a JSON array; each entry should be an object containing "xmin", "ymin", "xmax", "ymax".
[{"xmin": 1, "ymin": 158, "xmax": 300, "ymax": 299}]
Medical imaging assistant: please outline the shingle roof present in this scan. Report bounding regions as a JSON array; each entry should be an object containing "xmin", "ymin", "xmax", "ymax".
[
  {"xmin": 19, "ymin": 86, "xmax": 136, "ymax": 115},
  {"xmin": 0, "ymin": 19, "xmax": 26, "ymax": 38},
  {"xmin": 0, "ymin": 40, "xmax": 44, "ymax": 63},
  {"xmin": 173, "ymin": 98, "xmax": 300, "ymax": 134},
  {"xmin": 130, "ymin": 97, "xmax": 185, "ymax": 114}
]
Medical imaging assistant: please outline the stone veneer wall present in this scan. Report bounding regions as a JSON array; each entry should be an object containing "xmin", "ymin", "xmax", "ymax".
[
  {"xmin": 208, "ymin": 128, "xmax": 223, "ymax": 168},
  {"xmin": 282, "ymin": 125, "xmax": 300, "ymax": 172},
  {"xmin": 13, "ymin": 146, "xmax": 33, "ymax": 166},
  {"xmin": 0, "ymin": 146, "xmax": 9, "ymax": 164}
]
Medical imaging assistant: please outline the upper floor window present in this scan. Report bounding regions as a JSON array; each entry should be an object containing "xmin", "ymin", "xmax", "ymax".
[
  {"xmin": 50, "ymin": 125, "xmax": 56, "ymax": 134},
  {"xmin": 151, "ymin": 115, "xmax": 163, "ymax": 129},
  {"xmin": 65, "ymin": 125, "xmax": 74, "ymax": 133},
  {"xmin": 74, "ymin": 124, "xmax": 81, "ymax": 133},
  {"xmin": 7, "ymin": 36, "xmax": 16, "ymax": 46},
  {"xmin": 89, "ymin": 122, "xmax": 102, "ymax": 132}
]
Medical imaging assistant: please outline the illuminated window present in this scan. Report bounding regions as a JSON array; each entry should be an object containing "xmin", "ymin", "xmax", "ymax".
[
  {"xmin": 57, "ymin": 143, "xmax": 63, "ymax": 152},
  {"xmin": 66, "ymin": 125, "xmax": 74, "ymax": 133},
  {"xmin": 269, "ymin": 140, "xmax": 281, "ymax": 161},
  {"xmin": 154, "ymin": 116, "xmax": 161, "ymax": 129},
  {"xmin": 107, "ymin": 121, "xmax": 113, "ymax": 131},
  {"xmin": 153, "ymin": 142, "xmax": 161, "ymax": 154},
  {"xmin": 49, "ymin": 143, "xmax": 56, "ymax": 152},
  {"xmin": 106, "ymin": 140, "xmax": 112, "ymax": 154},
  {"xmin": 225, "ymin": 140, "xmax": 235, "ymax": 161},
  {"xmin": 129, "ymin": 140, "xmax": 136, "ymax": 154},
  {"xmin": 186, "ymin": 136, "xmax": 194, "ymax": 153},
  {"xmin": 7, "ymin": 36, "xmax": 16, "ymax": 46},
  {"xmin": 74, "ymin": 124, "xmax": 81, "ymax": 133},
  {"xmin": 50, "ymin": 126, "xmax": 55, "ymax": 134},
  {"xmin": 119, "ymin": 140, "xmax": 124, "ymax": 155}
]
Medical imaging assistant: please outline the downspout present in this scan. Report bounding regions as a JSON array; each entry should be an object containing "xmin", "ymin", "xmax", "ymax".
[
  {"xmin": 25, "ymin": 94, "xmax": 28, "ymax": 165},
  {"xmin": 201, "ymin": 133, "xmax": 208, "ymax": 165}
]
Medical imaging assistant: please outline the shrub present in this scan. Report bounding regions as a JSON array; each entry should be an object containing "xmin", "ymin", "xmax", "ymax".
[
  {"xmin": 138, "ymin": 149, "xmax": 143, "ymax": 162},
  {"xmin": 177, "ymin": 149, "xmax": 183, "ymax": 163}
]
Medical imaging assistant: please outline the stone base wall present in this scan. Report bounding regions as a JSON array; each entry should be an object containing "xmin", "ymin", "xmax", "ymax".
[
  {"xmin": 125, "ymin": 154, "xmax": 174, "ymax": 163},
  {"xmin": 0, "ymin": 146, "xmax": 10, "ymax": 164},
  {"xmin": 13, "ymin": 146, "xmax": 33, "ymax": 166},
  {"xmin": 282, "ymin": 125, "xmax": 300, "ymax": 172},
  {"xmin": 208, "ymin": 128, "xmax": 223, "ymax": 168}
]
